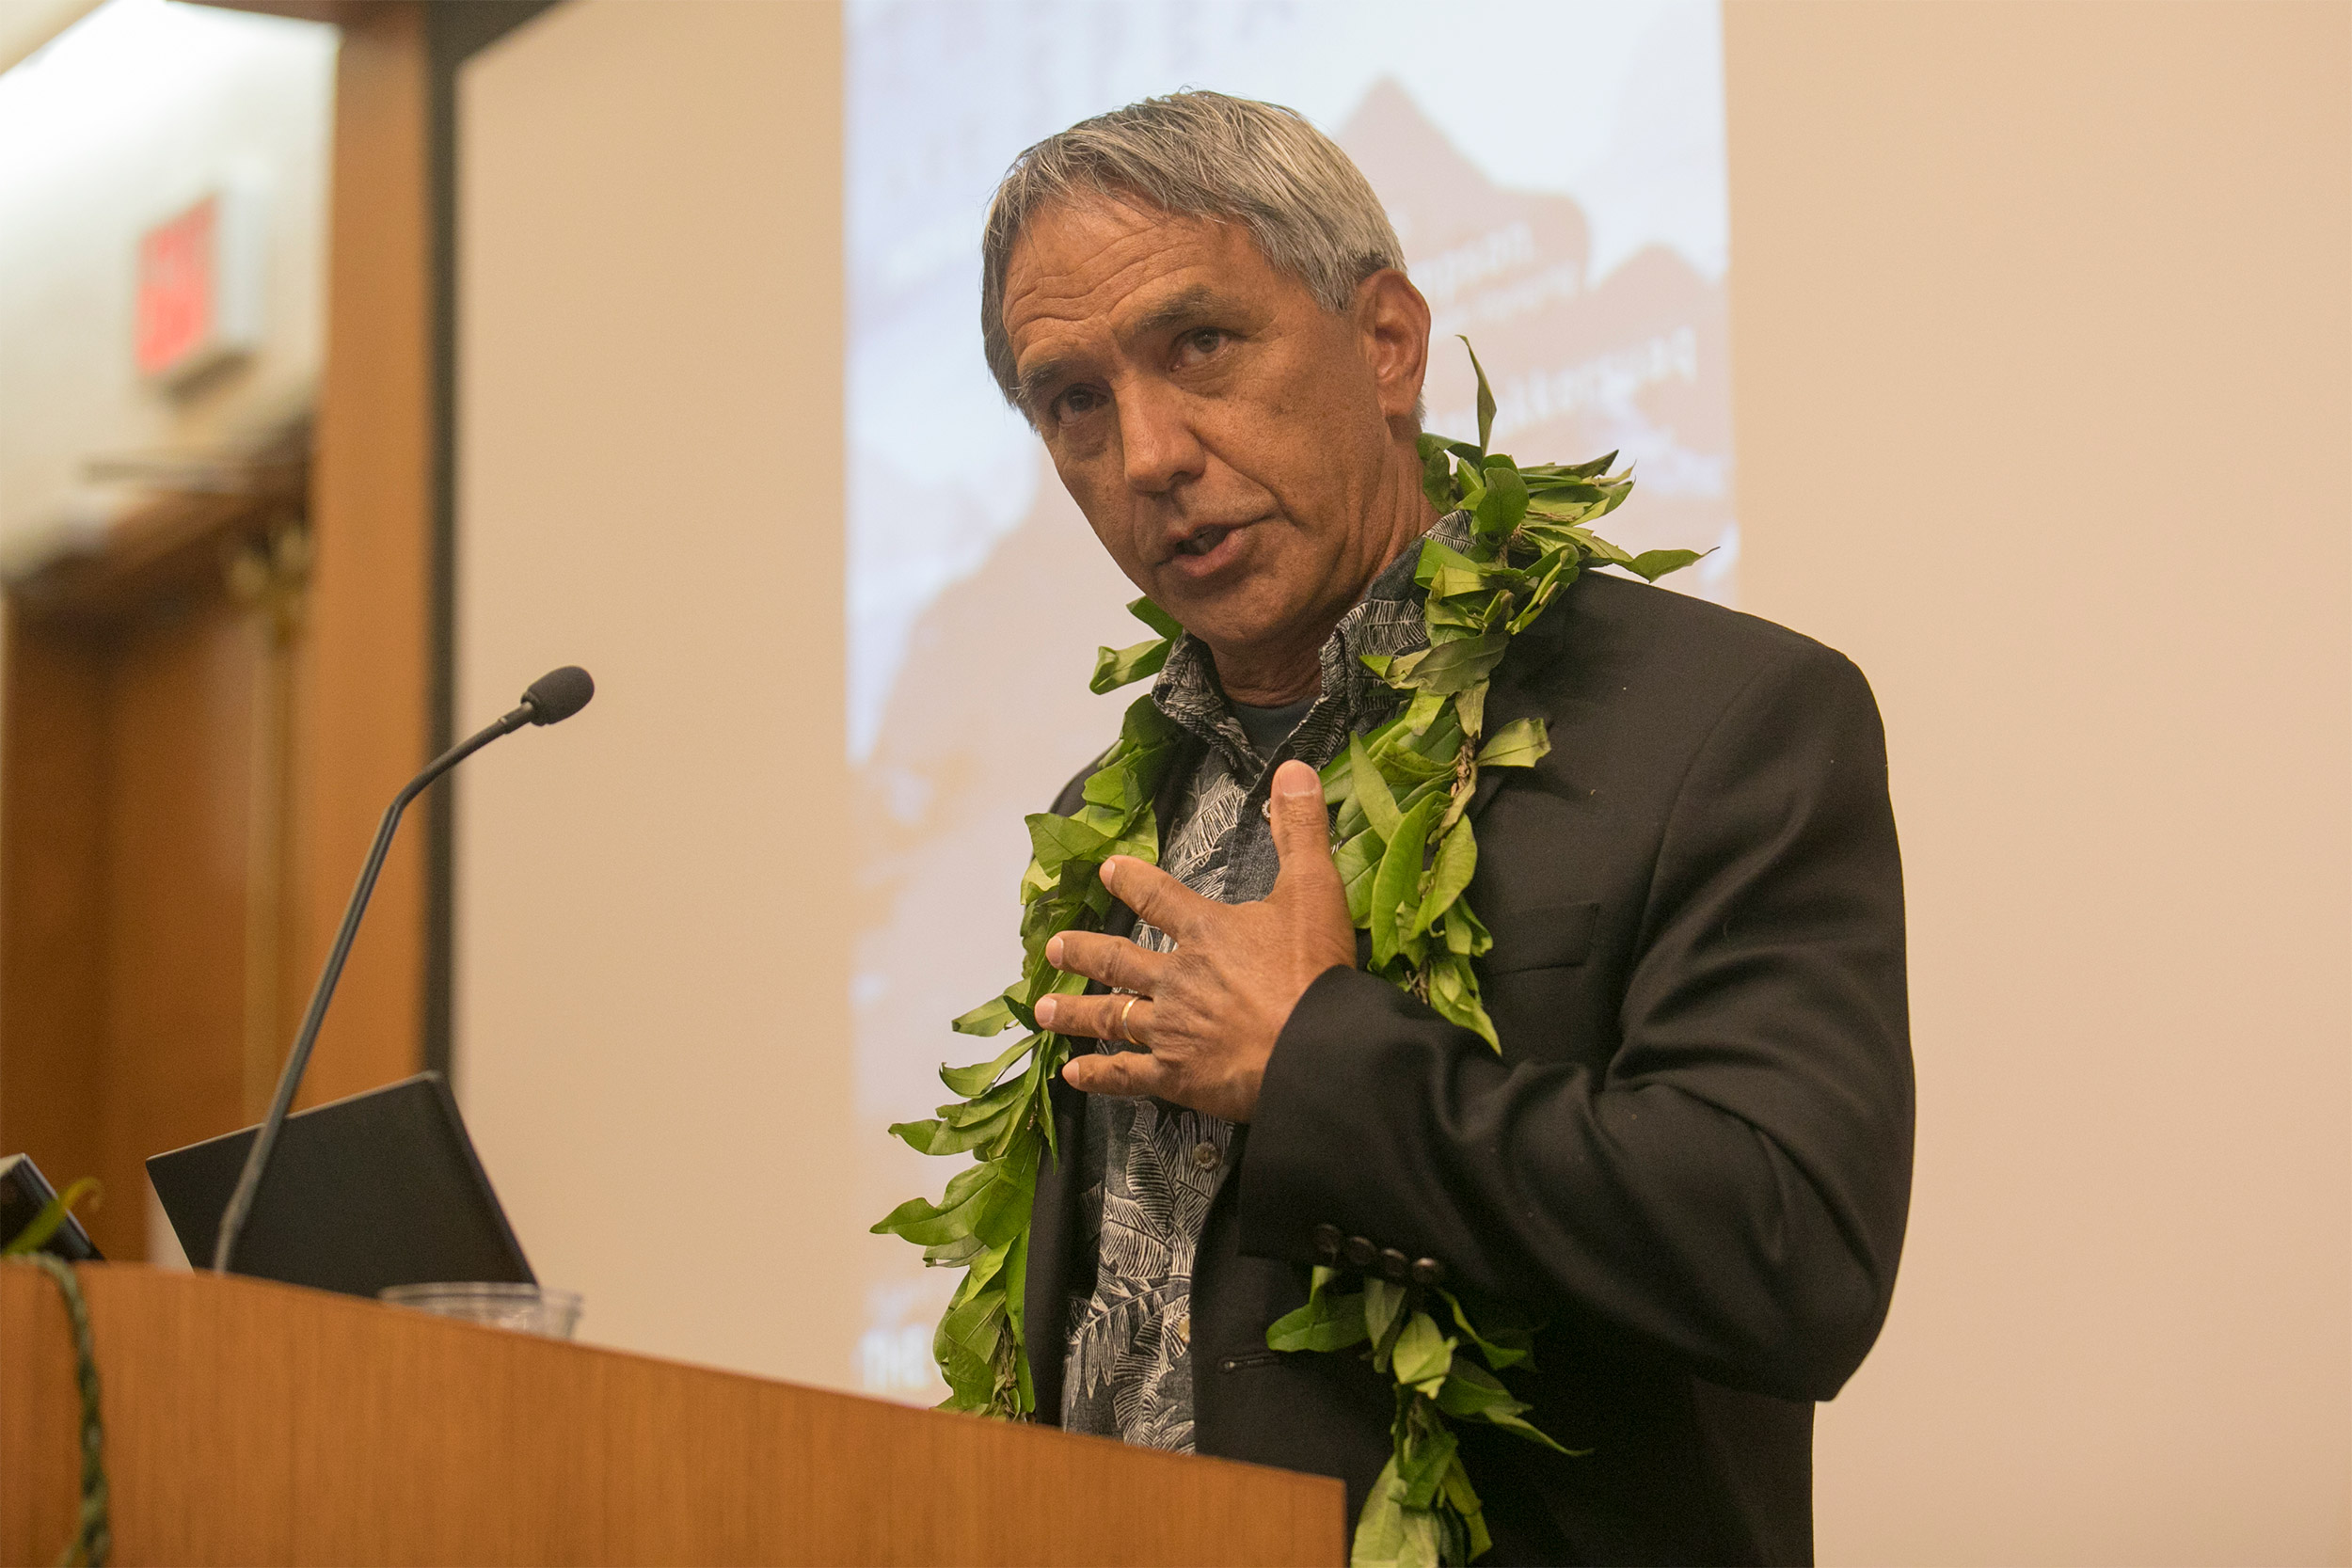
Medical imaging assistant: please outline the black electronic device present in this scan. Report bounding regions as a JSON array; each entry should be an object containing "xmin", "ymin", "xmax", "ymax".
[
  {"xmin": 148, "ymin": 1072, "xmax": 532, "ymax": 1300},
  {"xmin": 0, "ymin": 1153, "xmax": 103, "ymax": 1260}
]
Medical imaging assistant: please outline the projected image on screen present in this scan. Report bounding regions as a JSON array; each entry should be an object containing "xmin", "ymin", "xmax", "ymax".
[{"xmin": 847, "ymin": 0, "xmax": 1734, "ymax": 1400}]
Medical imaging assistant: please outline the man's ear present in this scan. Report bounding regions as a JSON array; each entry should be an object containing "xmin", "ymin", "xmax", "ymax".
[{"xmin": 1355, "ymin": 268, "xmax": 1432, "ymax": 426}]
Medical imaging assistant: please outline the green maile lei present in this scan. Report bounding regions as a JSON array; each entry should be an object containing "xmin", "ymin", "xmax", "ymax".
[
  {"xmin": 5, "ymin": 1176, "xmax": 110, "ymax": 1566},
  {"xmin": 874, "ymin": 341, "xmax": 1702, "ymax": 1566}
]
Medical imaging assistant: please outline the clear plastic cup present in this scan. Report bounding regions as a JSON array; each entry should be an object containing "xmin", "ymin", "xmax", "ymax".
[{"xmin": 378, "ymin": 1282, "xmax": 582, "ymax": 1338}]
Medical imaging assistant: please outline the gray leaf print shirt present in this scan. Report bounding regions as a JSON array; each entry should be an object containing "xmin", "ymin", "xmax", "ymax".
[{"xmin": 1058, "ymin": 513, "xmax": 1466, "ymax": 1451}]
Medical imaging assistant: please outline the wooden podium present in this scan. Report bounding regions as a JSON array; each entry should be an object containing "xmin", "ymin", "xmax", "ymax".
[{"xmin": 1, "ymin": 1266, "xmax": 1343, "ymax": 1566}]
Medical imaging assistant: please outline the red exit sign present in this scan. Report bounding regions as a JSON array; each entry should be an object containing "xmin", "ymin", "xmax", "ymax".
[{"xmin": 135, "ymin": 188, "xmax": 263, "ymax": 388}]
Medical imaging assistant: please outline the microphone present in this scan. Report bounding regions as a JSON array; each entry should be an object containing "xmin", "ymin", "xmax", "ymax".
[{"xmin": 211, "ymin": 666, "xmax": 596, "ymax": 1274}]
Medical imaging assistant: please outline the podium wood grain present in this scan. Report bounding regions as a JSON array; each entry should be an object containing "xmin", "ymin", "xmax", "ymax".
[{"xmin": 0, "ymin": 1266, "xmax": 1344, "ymax": 1566}]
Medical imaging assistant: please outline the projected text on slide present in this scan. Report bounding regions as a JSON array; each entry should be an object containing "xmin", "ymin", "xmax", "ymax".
[{"xmin": 846, "ymin": 0, "xmax": 1734, "ymax": 1401}]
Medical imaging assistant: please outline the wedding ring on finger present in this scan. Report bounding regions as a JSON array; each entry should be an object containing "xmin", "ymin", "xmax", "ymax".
[{"xmin": 1114, "ymin": 993, "xmax": 1141, "ymax": 1046}]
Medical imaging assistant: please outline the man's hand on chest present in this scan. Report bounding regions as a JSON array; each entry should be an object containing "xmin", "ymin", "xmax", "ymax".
[{"xmin": 1038, "ymin": 760, "xmax": 1357, "ymax": 1122}]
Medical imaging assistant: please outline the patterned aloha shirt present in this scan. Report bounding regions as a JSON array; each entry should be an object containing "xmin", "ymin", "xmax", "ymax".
[{"xmin": 1059, "ymin": 512, "xmax": 1470, "ymax": 1450}]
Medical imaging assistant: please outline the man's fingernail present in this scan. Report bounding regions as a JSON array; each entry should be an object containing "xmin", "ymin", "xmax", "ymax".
[
  {"xmin": 1045, "ymin": 935, "xmax": 1065, "ymax": 967},
  {"xmin": 1277, "ymin": 761, "xmax": 1320, "ymax": 798},
  {"xmin": 1100, "ymin": 858, "xmax": 1120, "ymax": 890},
  {"xmin": 1035, "ymin": 996, "xmax": 1057, "ymax": 1025}
]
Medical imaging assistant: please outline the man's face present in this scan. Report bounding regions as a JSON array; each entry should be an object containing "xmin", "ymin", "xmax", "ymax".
[{"xmin": 1000, "ymin": 198, "xmax": 1426, "ymax": 695}]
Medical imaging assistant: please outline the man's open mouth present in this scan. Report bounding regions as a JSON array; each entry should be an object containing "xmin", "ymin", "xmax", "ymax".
[
  {"xmin": 1172, "ymin": 525, "xmax": 1237, "ymax": 558},
  {"xmin": 1168, "ymin": 520, "xmax": 1258, "ymax": 564}
]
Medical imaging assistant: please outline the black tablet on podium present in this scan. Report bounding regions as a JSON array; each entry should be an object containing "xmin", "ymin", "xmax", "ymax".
[{"xmin": 147, "ymin": 1071, "xmax": 534, "ymax": 1299}]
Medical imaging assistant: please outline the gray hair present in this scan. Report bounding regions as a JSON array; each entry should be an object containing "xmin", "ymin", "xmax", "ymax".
[{"xmin": 980, "ymin": 90, "xmax": 1406, "ymax": 411}]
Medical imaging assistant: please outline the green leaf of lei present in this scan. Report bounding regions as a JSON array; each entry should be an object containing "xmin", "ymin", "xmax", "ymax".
[{"xmin": 1474, "ymin": 717, "xmax": 1550, "ymax": 770}]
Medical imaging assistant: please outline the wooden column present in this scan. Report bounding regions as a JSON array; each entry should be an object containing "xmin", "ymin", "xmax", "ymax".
[{"xmin": 287, "ymin": 0, "xmax": 433, "ymax": 1106}]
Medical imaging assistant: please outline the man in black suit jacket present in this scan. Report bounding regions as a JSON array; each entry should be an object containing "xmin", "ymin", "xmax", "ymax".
[{"xmin": 983, "ymin": 91, "xmax": 1911, "ymax": 1565}]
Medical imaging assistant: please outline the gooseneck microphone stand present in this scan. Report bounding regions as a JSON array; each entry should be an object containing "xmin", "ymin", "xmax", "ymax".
[{"xmin": 211, "ymin": 666, "xmax": 595, "ymax": 1275}]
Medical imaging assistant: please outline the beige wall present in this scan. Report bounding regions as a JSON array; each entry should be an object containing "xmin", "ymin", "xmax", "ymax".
[
  {"xmin": 1726, "ymin": 4, "xmax": 2351, "ymax": 1562},
  {"xmin": 451, "ymin": 0, "xmax": 2349, "ymax": 1556},
  {"xmin": 453, "ymin": 0, "xmax": 857, "ymax": 1389}
]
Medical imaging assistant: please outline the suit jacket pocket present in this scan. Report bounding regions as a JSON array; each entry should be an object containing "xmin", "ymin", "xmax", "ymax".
[{"xmin": 1484, "ymin": 900, "xmax": 1599, "ymax": 974}]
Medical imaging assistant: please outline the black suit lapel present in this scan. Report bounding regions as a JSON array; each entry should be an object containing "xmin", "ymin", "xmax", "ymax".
[{"xmin": 1022, "ymin": 1073, "xmax": 1086, "ymax": 1424}]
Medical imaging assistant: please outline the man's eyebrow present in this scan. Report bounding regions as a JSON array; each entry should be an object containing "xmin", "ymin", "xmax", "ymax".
[
  {"xmin": 1125, "ymin": 284, "xmax": 1222, "ymax": 341},
  {"xmin": 1016, "ymin": 356, "xmax": 1074, "ymax": 412}
]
